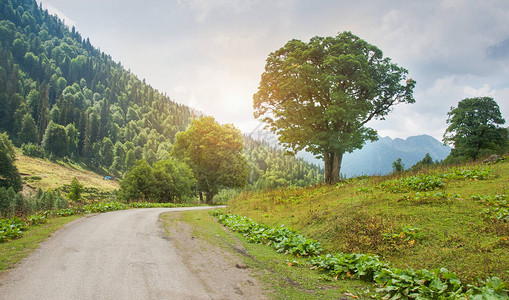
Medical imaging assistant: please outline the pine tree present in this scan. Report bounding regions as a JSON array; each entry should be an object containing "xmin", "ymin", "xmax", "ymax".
[{"xmin": 18, "ymin": 113, "xmax": 38, "ymax": 144}]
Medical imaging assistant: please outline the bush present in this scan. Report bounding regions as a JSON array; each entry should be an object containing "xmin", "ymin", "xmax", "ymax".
[
  {"xmin": 0, "ymin": 217, "xmax": 26, "ymax": 242},
  {"xmin": 21, "ymin": 143, "xmax": 45, "ymax": 158}
]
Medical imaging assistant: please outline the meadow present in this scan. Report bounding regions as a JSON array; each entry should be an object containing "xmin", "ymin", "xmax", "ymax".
[{"xmin": 226, "ymin": 159, "xmax": 509, "ymax": 285}]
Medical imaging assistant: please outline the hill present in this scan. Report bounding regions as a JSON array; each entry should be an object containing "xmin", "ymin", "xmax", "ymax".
[
  {"xmin": 298, "ymin": 134, "xmax": 451, "ymax": 177},
  {"xmin": 0, "ymin": 0, "xmax": 322, "ymax": 191},
  {"xmin": 226, "ymin": 158, "xmax": 509, "ymax": 284},
  {"xmin": 15, "ymin": 150, "xmax": 119, "ymax": 192}
]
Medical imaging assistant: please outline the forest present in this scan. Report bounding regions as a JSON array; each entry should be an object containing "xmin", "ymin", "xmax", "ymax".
[{"xmin": 0, "ymin": 0, "xmax": 323, "ymax": 196}]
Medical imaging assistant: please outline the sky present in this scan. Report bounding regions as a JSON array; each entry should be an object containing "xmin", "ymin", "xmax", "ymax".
[{"xmin": 39, "ymin": 0, "xmax": 509, "ymax": 142}]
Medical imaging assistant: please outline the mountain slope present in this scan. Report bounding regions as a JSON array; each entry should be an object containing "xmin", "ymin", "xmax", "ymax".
[{"xmin": 0, "ymin": 0, "xmax": 322, "ymax": 190}]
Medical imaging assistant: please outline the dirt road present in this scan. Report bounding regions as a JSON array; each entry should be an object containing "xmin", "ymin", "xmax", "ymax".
[{"xmin": 0, "ymin": 207, "xmax": 262, "ymax": 299}]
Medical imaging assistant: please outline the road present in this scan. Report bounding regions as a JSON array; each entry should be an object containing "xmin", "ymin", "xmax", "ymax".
[{"xmin": 0, "ymin": 207, "xmax": 223, "ymax": 300}]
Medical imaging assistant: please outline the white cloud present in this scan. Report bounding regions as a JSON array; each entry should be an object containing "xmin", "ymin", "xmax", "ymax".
[
  {"xmin": 176, "ymin": 0, "xmax": 261, "ymax": 22},
  {"xmin": 462, "ymin": 84, "xmax": 496, "ymax": 99}
]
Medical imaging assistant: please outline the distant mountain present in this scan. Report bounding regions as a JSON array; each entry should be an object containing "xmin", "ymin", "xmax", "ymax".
[{"xmin": 297, "ymin": 135, "xmax": 451, "ymax": 177}]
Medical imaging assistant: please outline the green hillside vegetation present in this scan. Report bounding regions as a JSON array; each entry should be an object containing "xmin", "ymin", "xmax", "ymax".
[
  {"xmin": 243, "ymin": 137, "xmax": 324, "ymax": 190},
  {"xmin": 0, "ymin": 0, "xmax": 323, "ymax": 194},
  {"xmin": 226, "ymin": 158, "xmax": 509, "ymax": 284}
]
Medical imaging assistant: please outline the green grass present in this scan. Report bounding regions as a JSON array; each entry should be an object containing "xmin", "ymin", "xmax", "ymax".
[
  {"xmin": 227, "ymin": 160, "xmax": 509, "ymax": 284},
  {"xmin": 0, "ymin": 216, "xmax": 78, "ymax": 272},
  {"xmin": 15, "ymin": 150, "xmax": 119, "ymax": 191},
  {"xmin": 161, "ymin": 210, "xmax": 373, "ymax": 299}
]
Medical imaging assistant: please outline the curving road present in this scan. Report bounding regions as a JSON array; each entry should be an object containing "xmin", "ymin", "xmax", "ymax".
[{"xmin": 0, "ymin": 207, "xmax": 221, "ymax": 300}]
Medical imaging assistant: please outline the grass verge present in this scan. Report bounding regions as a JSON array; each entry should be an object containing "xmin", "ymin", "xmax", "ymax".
[
  {"xmin": 0, "ymin": 216, "xmax": 78, "ymax": 273},
  {"xmin": 161, "ymin": 210, "xmax": 373, "ymax": 299}
]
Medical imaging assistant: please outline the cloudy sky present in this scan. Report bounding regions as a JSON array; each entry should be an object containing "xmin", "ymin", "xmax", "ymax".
[{"xmin": 39, "ymin": 0, "xmax": 509, "ymax": 142}]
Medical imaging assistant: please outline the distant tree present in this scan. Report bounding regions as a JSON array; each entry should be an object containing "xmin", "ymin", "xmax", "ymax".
[
  {"xmin": 111, "ymin": 142, "xmax": 126, "ymax": 174},
  {"xmin": 49, "ymin": 106, "xmax": 60, "ymax": 123},
  {"xmin": 100, "ymin": 137, "xmax": 114, "ymax": 168},
  {"xmin": 118, "ymin": 160, "xmax": 155, "ymax": 202},
  {"xmin": 12, "ymin": 38, "xmax": 28, "ymax": 60},
  {"xmin": 125, "ymin": 149, "xmax": 136, "ymax": 171},
  {"xmin": 171, "ymin": 116, "xmax": 248, "ymax": 204},
  {"xmin": 143, "ymin": 148, "xmax": 156, "ymax": 166},
  {"xmin": 67, "ymin": 177, "xmax": 84, "ymax": 202},
  {"xmin": 65, "ymin": 123, "xmax": 79, "ymax": 158},
  {"xmin": 410, "ymin": 153, "xmax": 434, "ymax": 171},
  {"xmin": 443, "ymin": 97, "xmax": 507, "ymax": 161},
  {"xmin": 18, "ymin": 113, "xmax": 38, "ymax": 144},
  {"xmin": 253, "ymin": 31, "xmax": 415, "ymax": 184},
  {"xmin": 42, "ymin": 121, "xmax": 68, "ymax": 158},
  {"xmin": 392, "ymin": 158, "xmax": 404, "ymax": 173},
  {"xmin": 0, "ymin": 132, "xmax": 22, "ymax": 192}
]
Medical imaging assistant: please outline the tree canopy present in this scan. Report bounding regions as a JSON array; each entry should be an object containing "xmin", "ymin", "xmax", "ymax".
[
  {"xmin": 443, "ymin": 97, "xmax": 507, "ymax": 161},
  {"xmin": 171, "ymin": 117, "xmax": 248, "ymax": 204},
  {"xmin": 253, "ymin": 31, "xmax": 415, "ymax": 184}
]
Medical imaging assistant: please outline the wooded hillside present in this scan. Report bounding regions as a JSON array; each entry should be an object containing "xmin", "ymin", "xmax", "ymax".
[{"xmin": 0, "ymin": 0, "xmax": 323, "ymax": 189}]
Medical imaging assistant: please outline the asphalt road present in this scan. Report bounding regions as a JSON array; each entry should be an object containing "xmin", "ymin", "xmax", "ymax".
[{"xmin": 0, "ymin": 207, "xmax": 221, "ymax": 300}]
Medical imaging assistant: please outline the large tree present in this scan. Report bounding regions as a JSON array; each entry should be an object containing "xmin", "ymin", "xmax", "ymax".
[
  {"xmin": 171, "ymin": 116, "xmax": 248, "ymax": 204},
  {"xmin": 253, "ymin": 32, "xmax": 415, "ymax": 184},
  {"xmin": 443, "ymin": 97, "xmax": 507, "ymax": 160}
]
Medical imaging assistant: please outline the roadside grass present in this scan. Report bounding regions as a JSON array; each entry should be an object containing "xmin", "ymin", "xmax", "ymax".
[
  {"xmin": 161, "ymin": 210, "xmax": 373, "ymax": 299},
  {"xmin": 15, "ymin": 151, "xmax": 119, "ymax": 192},
  {"xmin": 0, "ymin": 216, "xmax": 78, "ymax": 272},
  {"xmin": 227, "ymin": 160, "xmax": 509, "ymax": 284}
]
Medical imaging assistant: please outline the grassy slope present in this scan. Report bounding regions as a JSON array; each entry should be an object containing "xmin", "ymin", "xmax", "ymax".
[
  {"xmin": 227, "ymin": 160, "xmax": 509, "ymax": 284},
  {"xmin": 15, "ymin": 151, "xmax": 119, "ymax": 191}
]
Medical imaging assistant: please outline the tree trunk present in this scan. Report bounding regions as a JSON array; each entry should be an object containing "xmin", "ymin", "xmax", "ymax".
[
  {"xmin": 332, "ymin": 152, "xmax": 343, "ymax": 183},
  {"xmin": 199, "ymin": 191, "xmax": 203, "ymax": 203},
  {"xmin": 323, "ymin": 151, "xmax": 333, "ymax": 184},
  {"xmin": 205, "ymin": 192, "xmax": 214, "ymax": 205},
  {"xmin": 323, "ymin": 151, "xmax": 343, "ymax": 184}
]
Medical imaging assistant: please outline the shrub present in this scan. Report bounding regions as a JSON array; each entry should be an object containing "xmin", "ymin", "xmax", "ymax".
[{"xmin": 21, "ymin": 143, "xmax": 45, "ymax": 158}]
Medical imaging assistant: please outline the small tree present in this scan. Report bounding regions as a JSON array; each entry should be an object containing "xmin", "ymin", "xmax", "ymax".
[
  {"xmin": 443, "ymin": 97, "xmax": 507, "ymax": 161},
  {"xmin": 118, "ymin": 160, "xmax": 155, "ymax": 202},
  {"xmin": 67, "ymin": 177, "xmax": 84, "ymax": 202},
  {"xmin": 392, "ymin": 158, "xmax": 404, "ymax": 173}
]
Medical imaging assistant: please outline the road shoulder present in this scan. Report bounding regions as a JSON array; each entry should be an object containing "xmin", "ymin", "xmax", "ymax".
[{"xmin": 160, "ymin": 210, "xmax": 269, "ymax": 299}]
